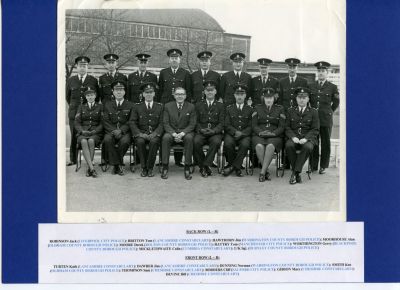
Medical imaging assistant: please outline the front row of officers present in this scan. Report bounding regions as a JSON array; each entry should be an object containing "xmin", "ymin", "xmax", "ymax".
[{"xmin": 75, "ymin": 79, "xmax": 320, "ymax": 184}]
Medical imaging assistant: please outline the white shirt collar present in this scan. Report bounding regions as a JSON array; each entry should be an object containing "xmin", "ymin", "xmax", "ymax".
[
  {"xmin": 290, "ymin": 75, "xmax": 297, "ymax": 82},
  {"xmin": 78, "ymin": 73, "xmax": 87, "ymax": 81},
  {"xmin": 146, "ymin": 100, "xmax": 153, "ymax": 108},
  {"xmin": 116, "ymin": 99, "xmax": 124, "ymax": 106},
  {"xmin": 237, "ymin": 103, "xmax": 243, "ymax": 110}
]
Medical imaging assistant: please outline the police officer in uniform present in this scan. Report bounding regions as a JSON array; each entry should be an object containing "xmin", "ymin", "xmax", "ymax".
[
  {"xmin": 98, "ymin": 53, "xmax": 127, "ymax": 104},
  {"xmin": 158, "ymin": 48, "xmax": 192, "ymax": 166},
  {"xmin": 102, "ymin": 81, "xmax": 134, "ymax": 176},
  {"xmin": 252, "ymin": 88, "xmax": 285, "ymax": 182},
  {"xmin": 161, "ymin": 87, "xmax": 197, "ymax": 180},
  {"xmin": 127, "ymin": 53, "xmax": 158, "ymax": 103},
  {"xmin": 74, "ymin": 87, "xmax": 103, "ymax": 178},
  {"xmin": 66, "ymin": 56, "xmax": 99, "ymax": 166},
  {"xmin": 278, "ymin": 58, "xmax": 309, "ymax": 110},
  {"xmin": 220, "ymin": 53, "xmax": 252, "ymax": 106},
  {"xmin": 285, "ymin": 87, "xmax": 319, "ymax": 184},
  {"xmin": 309, "ymin": 61, "xmax": 340, "ymax": 174},
  {"xmin": 223, "ymin": 84, "xmax": 253, "ymax": 177},
  {"xmin": 191, "ymin": 51, "xmax": 221, "ymax": 103},
  {"xmin": 129, "ymin": 82, "xmax": 164, "ymax": 177},
  {"xmin": 251, "ymin": 58, "xmax": 279, "ymax": 106},
  {"xmin": 193, "ymin": 80, "xmax": 225, "ymax": 177}
]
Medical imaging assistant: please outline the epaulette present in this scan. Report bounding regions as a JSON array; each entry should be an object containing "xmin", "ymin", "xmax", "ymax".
[
  {"xmin": 275, "ymin": 104, "xmax": 283, "ymax": 107},
  {"xmin": 227, "ymin": 104, "xmax": 233, "ymax": 108}
]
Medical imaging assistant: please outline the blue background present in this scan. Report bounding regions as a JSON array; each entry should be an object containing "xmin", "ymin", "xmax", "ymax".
[{"xmin": 2, "ymin": 0, "xmax": 400, "ymax": 283}]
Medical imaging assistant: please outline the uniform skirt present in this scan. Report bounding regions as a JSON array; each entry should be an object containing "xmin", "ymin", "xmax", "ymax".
[
  {"xmin": 77, "ymin": 134, "xmax": 102, "ymax": 146},
  {"xmin": 252, "ymin": 136, "xmax": 283, "ymax": 151}
]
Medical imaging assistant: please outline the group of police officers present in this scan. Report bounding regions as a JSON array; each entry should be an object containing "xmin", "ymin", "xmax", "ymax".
[{"xmin": 67, "ymin": 48, "xmax": 339, "ymax": 184}]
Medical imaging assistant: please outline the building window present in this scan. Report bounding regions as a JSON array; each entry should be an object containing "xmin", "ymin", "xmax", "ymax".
[
  {"xmin": 77, "ymin": 19, "xmax": 85, "ymax": 32},
  {"xmin": 165, "ymin": 27, "xmax": 171, "ymax": 40},
  {"xmin": 137, "ymin": 25, "xmax": 143, "ymax": 37},
  {"xmin": 160, "ymin": 27, "xmax": 166, "ymax": 39},
  {"xmin": 143, "ymin": 25, "xmax": 149, "ymax": 37},
  {"xmin": 66, "ymin": 17, "xmax": 72, "ymax": 31}
]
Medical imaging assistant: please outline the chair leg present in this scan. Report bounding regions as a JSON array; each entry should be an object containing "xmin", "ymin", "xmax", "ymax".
[
  {"xmin": 280, "ymin": 150, "xmax": 285, "ymax": 178},
  {"xmin": 75, "ymin": 146, "xmax": 81, "ymax": 172},
  {"xmin": 249, "ymin": 149, "xmax": 254, "ymax": 176},
  {"xmin": 130, "ymin": 143, "xmax": 135, "ymax": 173}
]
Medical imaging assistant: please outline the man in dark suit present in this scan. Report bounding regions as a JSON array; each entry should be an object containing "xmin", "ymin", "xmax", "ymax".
[
  {"xmin": 223, "ymin": 84, "xmax": 253, "ymax": 177},
  {"xmin": 129, "ymin": 82, "xmax": 163, "ymax": 177},
  {"xmin": 285, "ymin": 87, "xmax": 320, "ymax": 184},
  {"xmin": 158, "ymin": 48, "xmax": 192, "ymax": 166},
  {"xmin": 158, "ymin": 48, "xmax": 192, "ymax": 104},
  {"xmin": 251, "ymin": 58, "xmax": 280, "ymax": 106},
  {"xmin": 98, "ymin": 53, "xmax": 127, "ymax": 104},
  {"xmin": 102, "ymin": 81, "xmax": 134, "ymax": 176},
  {"xmin": 220, "ymin": 53, "xmax": 252, "ymax": 106},
  {"xmin": 193, "ymin": 80, "xmax": 225, "ymax": 177},
  {"xmin": 278, "ymin": 58, "xmax": 309, "ymax": 111},
  {"xmin": 161, "ymin": 87, "xmax": 197, "ymax": 180},
  {"xmin": 190, "ymin": 51, "xmax": 221, "ymax": 103},
  {"xmin": 309, "ymin": 61, "xmax": 340, "ymax": 174},
  {"xmin": 127, "ymin": 53, "xmax": 158, "ymax": 103},
  {"xmin": 66, "ymin": 56, "xmax": 99, "ymax": 166}
]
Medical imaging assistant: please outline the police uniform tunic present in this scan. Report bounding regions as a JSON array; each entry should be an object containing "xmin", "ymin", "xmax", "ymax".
[
  {"xmin": 193, "ymin": 100, "xmax": 225, "ymax": 167},
  {"xmin": 98, "ymin": 72, "xmax": 127, "ymax": 104},
  {"xmin": 251, "ymin": 75, "xmax": 280, "ymax": 106},
  {"xmin": 129, "ymin": 102, "xmax": 164, "ymax": 170},
  {"xmin": 285, "ymin": 106, "xmax": 320, "ymax": 173},
  {"xmin": 224, "ymin": 104, "xmax": 253, "ymax": 169},
  {"xmin": 102, "ymin": 100, "xmax": 134, "ymax": 166},
  {"xmin": 252, "ymin": 104, "xmax": 285, "ymax": 150},
  {"xmin": 191, "ymin": 70, "xmax": 221, "ymax": 103},
  {"xmin": 220, "ymin": 71, "xmax": 252, "ymax": 106},
  {"xmin": 309, "ymin": 80, "xmax": 339, "ymax": 170},
  {"xmin": 66, "ymin": 74, "xmax": 99, "ymax": 163},
  {"xmin": 278, "ymin": 76, "xmax": 309, "ymax": 110},
  {"xmin": 158, "ymin": 67, "xmax": 191, "ymax": 104},
  {"xmin": 74, "ymin": 103, "xmax": 103, "ymax": 145},
  {"xmin": 127, "ymin": 71, "xmax": 158, "ymax": 103}
]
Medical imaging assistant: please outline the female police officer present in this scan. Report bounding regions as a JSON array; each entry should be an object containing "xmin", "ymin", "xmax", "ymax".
[
  {"xmin": 74, "ymin": 87, "xmax": 103, "ymax": 177},
  {"xmin": 252, "ymin": 88, "xmax": 285, "ymax": 182}
]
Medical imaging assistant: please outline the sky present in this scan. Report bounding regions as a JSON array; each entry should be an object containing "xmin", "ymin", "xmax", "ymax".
[{"xmin": 65, "ymin": 0, "xmax": 345, "ymax": 64}]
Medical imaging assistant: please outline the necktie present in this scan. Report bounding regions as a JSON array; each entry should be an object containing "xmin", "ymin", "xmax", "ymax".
[
  {"xmin": 319, "ymin": 81, "xmax": 323, "ymax": 87},
  {"xmin": 117, "ymin": 101, "xmax": 121, "ymax": 108},
  {"xmin": 178, "ymin": 104, "xmax": 182, "ymax": 117},
  {"xmin": 173, "ymin": 69, "xmax": 176, "ymax": 75},
  {"xmin": 147, "ymin": 103, "xmax": 151, "ymax": 110},
  {"xmin": 239, "ymin": 105, "xmax": 242, "ymax": 112},
  {"xmin": 140, "ymin": 72, "xmax": 144, "ymax": 78},
  {"xmin": 263, "ymin": 77, "xmax": 266, "ymax": 85},
  {"xmin": 79, "ymin": 77, "xmax": 83, "ymax": 84},
  {"xmin": 290, "ymin": 77, "xmax": 294, "ymax": 84},
  {"xmin": 202, "ymin": 70, "xmax": 206, "ymax": 78},
  {"xmin": 300, "ymin": 107, "xmax": 303, "ymax": 114},
  {"xmin": 208, "ymin": 101, "xmax": 212, "ymax": 109}
]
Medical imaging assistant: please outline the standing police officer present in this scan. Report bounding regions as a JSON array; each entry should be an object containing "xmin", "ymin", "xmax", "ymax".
[
  {"xmin": 127, "ymin": 53, "xmax": 158, "ymax": 103},
  {"xmin": 309, "ymin": 61, "xmax": 340, "ymax": 174},
  {"xmin": 191, "ymin": 51, "xmax": 221, "ymax": 103},
  {"xmin": 193, "ymin": 80, "xmax": 225, "ymax": 178},
  {"xmin": 66, "ymin": 56, "xmax": 99, "ymax": 166},
  {"xmin": 102, "ymin": 81, "xmax": 134, "ymax": 176},
  {"xmin": 220, "ymin": 53, "xmax": 252, "ymax": 106},
  {"xmin": 223, "ymin": 84, "xmax": 253, "ymax": 177},
  {"xmin": 98, "ymin": 53, "xmax": 127, "ymax": 104},
  {"xmin": 285, "ymin": 87, "xmax": 319, "ymax": 184},
  {"xmin": 251, "ymin": 58, "xmax": 279, "ymax": 106},
  {"xmin": 278, "ymin": 58, "xmax": 309, "ymax": 110},
  {"xmin": 129, "ymin": 82, "xmax": 164, "ymax": 177}
]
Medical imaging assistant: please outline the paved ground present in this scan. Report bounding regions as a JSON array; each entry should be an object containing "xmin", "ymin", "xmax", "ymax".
[{"xmin": 66, "ymin": 155, "xmax": 339, "ymax": 212}]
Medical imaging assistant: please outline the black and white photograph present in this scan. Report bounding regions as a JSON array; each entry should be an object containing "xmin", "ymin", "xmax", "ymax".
[{"xmin": 58, "ymin": 0, "xmax": 345, "ymax": 222}]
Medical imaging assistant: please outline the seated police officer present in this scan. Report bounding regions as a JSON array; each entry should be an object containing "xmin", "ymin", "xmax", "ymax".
[
  {"xmin": 161, "ymin": 87, "xmax": 197, "ymax": 180},
  {"xmin": 223, "ymin": 84, "xmax": 253, "ymax": 177},
  {"xmin": 74, "ymin": 87, "xmax": 103, "ymax": 178},
  {"xmin": 252, "ymin": 88, "xmax": 285, "ymax": 182},
  {"xmin": 193, "ymin": 80, "xmax": 225, "ymax": 178},
  {"xmin": 102, "ymin": 81, "xmax": 134, "ymax": 176},
  {"xmin": 285, "ymin": 87, "xmax": 319, "ymax": 184},
  {"xmin": 129, "ymin": 82, "xmax": 164, "ymax": 177}
]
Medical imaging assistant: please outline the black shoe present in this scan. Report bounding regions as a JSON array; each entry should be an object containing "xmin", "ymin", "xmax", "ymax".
[
  {"xmin": 147, "ymin": 169, "xmax": 154, "ymax": 177},
  {"xmin": 235, "ymin": 168, "xmax": 244, "ymax": 177},
  {"xmin": 319, "ymin": 168, "xmax": 326, "ymax": 174},
  {"xmin": 175, "ymin": 162, "xmax": 184, "ymax": 167},
  {"xmin": 67, "ymin": 161, "xmax": 76, "ymax": 166},
  {"xmin": 259, "ymin": 174, "xmax": 266, "ymax": 182},
  {"xmin": 265, "ymin": 171, "xmax": 271, "ymax": 181},
  {"xmin": 86, "ymin": 169, "xmax": 92, "ymax": 177},
  {"xmin": 223, "ymin": 166, "xmax": 234, "ymax": 177},
  {"xmin": 224, "ymin": 164, "xmax": 231, "ymax": 169},
  {"xmin": 118, "ymin": 165, "xmax": 125, "ymax": 176},
  {"xmin": 184, "ymin": 166, "xmax": 192, "ymax": 180},
  {"xmin": 211, "ymin": 162, "xmax": 218, "ymax": 168},
  {"xmin": 141, "ymin": 168, "xmax": 148, "ymax": 177},
  {"xmin": 204, "ymin": 166, "xmax": 213, "ymax": 176},
  {"xmin": 296, "ymin": 172, "xmax": 302, "ymax": 183},
  {"xmin": 289, "ymin": 172, "xmax": 297, "ymax": 184},
  {"xmin": 161, "ymin": 167, "xmax": 168, "ymax": 179},
  {"xmin": 91, "ymin": 169, "xmax": 98, "ymax": 178},
  {"xmin": 199, "ymin": 167, "xmax": 208, "ymax": 178}
]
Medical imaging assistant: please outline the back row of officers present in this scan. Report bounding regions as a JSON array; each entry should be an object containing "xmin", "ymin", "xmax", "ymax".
[{"xmin": 67, "ymin": 49, "xmax": 339, "ymax": 184}]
